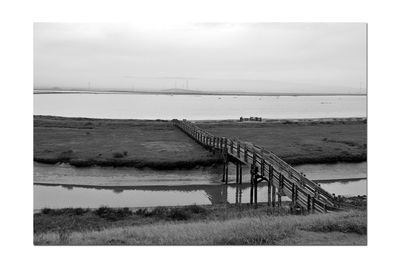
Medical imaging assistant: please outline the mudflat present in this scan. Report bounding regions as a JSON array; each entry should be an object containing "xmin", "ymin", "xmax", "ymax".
[{"xmin": 34, "ymin": 116, "xmax": 366, "ymax": 169}]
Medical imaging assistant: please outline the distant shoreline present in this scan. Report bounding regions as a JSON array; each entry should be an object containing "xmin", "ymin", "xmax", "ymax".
[{"xmin": 33, "ymin": 89, "xmax": 367, "ymax": 97}]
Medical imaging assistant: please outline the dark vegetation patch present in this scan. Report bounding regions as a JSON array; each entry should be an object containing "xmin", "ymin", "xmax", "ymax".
[
  {"xmin": 112, "ymin": 151, "xmax": 128, "ymax": 158},
  {"xmin": 134, "ymin": 205, "xmax": 208, "ymax": 221},
  {"xmin": 94, "ymin": 206, "xmax": 133, "ymax": 221},
  {"xmin": 41, "ymin": 207, "xmax": 90, "ymax": 216}
]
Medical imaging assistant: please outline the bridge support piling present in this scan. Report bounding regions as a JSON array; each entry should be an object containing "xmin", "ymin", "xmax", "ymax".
[
  {"xmin": 222, "ymin": 185, "xmax": 228, "ymax": 204},
  {"xmin": 267, "ymin": 180, "xmax": 271, "ymax": 207},
  {"xmin": 239, "ymin": 163, "xmax": 242, "ymax": 184},
  {"xmin": 250, "ymin": 166, "xmax": 254, "ymax": 205},
  {"xmin": 225, "ymin": 162, "xmax": 229, "ymax": 185},
  {"xmin": 278, "ymin": 173, "xmax": 283, "ymax": 207},
  {"xmin": 272, "ymin": 185, "xmax": 276, "ymax": 207},
  {"xmin": 235, "ymin": 185, "xmax": 238, "ymax": 204},
  {"xmin": 278, "ymin": 189, "xmax": 282, "ymax": 207},
  {"xmin": 254, "ymin": 177, "xmax": 258, "ymax": 206},
  {"xmin": 222, "ymin": 162, "xmax": 226, "ymax": 183},
  {"xmin": 311, "ymin": 197, "xmax": 315, "ymax": 213},
  {"xmin": 235, "ymin": 163, "xmax": 239, "ymax": 184}
]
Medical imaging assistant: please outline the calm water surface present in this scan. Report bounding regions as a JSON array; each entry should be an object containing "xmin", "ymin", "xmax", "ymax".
[
  {"xmin": 34, "ymin": 162, "xmax": 366, "ymax": 209},
  {"xmin": 34, "ymin": 94, "xmax": 366, "ymax": 120}
]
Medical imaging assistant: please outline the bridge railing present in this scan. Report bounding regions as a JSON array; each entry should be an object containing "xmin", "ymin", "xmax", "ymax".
[{"xmin": 172, "ymin": 119, "xmax": 337, "ymax": 212}]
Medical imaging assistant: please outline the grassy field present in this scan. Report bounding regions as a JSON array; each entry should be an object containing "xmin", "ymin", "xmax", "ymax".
[
  {"xmin": 34, "ymin": 116, "xmax": 221, "ymax": 169},
  {"xmin": 34, "ymin": 204, "xmax": 367, "ymax": 245},
  {"xmin": 198, "ymin": 118, "xmax": 367, "ymax": 165},
  {"xmin": 34, "ymin": 116, "xmax": 366, "ymax": 168}
]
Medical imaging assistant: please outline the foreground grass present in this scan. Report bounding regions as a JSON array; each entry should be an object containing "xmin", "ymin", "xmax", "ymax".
[
  {"xmin": 34, "ymin": 204, "xmax": 290, "ymax": 234},
  {"xmin": 34, "ymin": 205, "xmax": 366, "ymax": 245}
]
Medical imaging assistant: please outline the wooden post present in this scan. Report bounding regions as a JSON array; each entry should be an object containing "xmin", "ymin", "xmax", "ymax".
[
  {"xmin": 267, "ymin": 179, "xmax": 271, "ymax": 207},
  {"xmin": 225, "ymin": 161, "xmax": 229, "ymax": 184},
  {"xmin": 222, "ymin": 185, "xmax": 228, "ymax": 204},
  {"xmin": 272, "ymin": 185, "xmax": 276, "ymax": 207},
  {"xmin": 238, "ymin": 186, "xmax": 242, "ymax": 204},
  {"xmin": 311, "ymin": 197, "xmax": 315, "ymax": 213},
  {"xmin": 307, "ymin": 194, "xmax": 311, "ymax": 212},
  {"xmin": 239, "ymin": 163, "xmax": 242, "ymax": 184},
  {"xmin": 268, "ymin": 165, "xmax": 274, "ymax": 207},
  {"xmin": 261, "ymin": 159, "xmax": 265, "ymax": 177},
  {"xmin": 222, "ymin": 162, "xmax": 226, "ymax": 182},
  {"xmin": 277, "ymin": 189, "xmax": 282, "ymax": 207},
  {"xmin": 237, "ymin": 142, "xmax": 240, "ymax": 158},
  {"xmin": 254, "ymin": 174, "xmax": 258, "ymax": 206},
  {"xmin": 235, "ymin": 185, "xmax": 239, "ymax": 204},
  {"xmin": 250, "ymin": 164, "xmax": 254, "ymax": 205},
  {"xmin": 230, "ymin": 140, "xmax": 233, "ymax": 154},
  {"xmin": 244, "ymin": 145, "xmax": 248, "ymax": 162},
  {"xmin": 269, "ymin": 165, "xmax": 274, "ymax": 182},
  {"xmin": 278, "ymin": 173, "xmax": 283, "ymax": 207},
  {"xmin": 291, "ymin": 183, "xmax": 297, "ymax": 208},
  {"xmin": 236, "ymin": 163, "xmax": 239, "ymax": 184}
]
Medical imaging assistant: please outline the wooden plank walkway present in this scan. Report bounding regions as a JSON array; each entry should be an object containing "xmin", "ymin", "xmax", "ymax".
[{"xmin": 173, "ymin": 119, "xmax": 339, "ymax": 213}]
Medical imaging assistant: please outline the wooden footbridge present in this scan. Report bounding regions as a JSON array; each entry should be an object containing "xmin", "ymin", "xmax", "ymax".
[{"xmin": 173, "ymin": 119, "xmax": 338, "ymax": 213}]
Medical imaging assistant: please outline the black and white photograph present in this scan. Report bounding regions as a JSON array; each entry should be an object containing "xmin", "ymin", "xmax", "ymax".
[
  {"xmin": 33, "ymin": 22, "xmax": 367, "ymax": 245},
  {"xmin": 4, "ymin": 0, "xmax": 400, "ymax": 265}
]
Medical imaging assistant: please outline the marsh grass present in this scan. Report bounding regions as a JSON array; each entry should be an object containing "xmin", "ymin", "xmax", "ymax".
[
  {"xmin": 94, "ymin": 207, "xmax": 133, "ymax": 221},
  {"xmin": 34, "ymin": 116, "xmax": 366, "ymax": 168},
  {"xmin": 34, "ymin": 210, "xmax": 366, "ymax": 245}
]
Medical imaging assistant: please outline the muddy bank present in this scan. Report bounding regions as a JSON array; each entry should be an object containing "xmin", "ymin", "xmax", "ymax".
[{"xmin": 34, "ymin": 157, "xmax": 223, "ymax": 169}]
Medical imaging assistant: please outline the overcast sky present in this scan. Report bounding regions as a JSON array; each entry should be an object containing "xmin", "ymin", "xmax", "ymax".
[{"xmin": 34, "ymin": 23, "xmax": 366, "ymax": 93}]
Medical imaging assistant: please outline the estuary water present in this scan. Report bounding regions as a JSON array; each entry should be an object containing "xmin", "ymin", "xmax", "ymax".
[
  {"xmin": 34, "ymin": 93, "xmax": 366, "ymax": 120},
  {"xmin": 34, "ymin": 162, "xmax": 367, "ymax": 209}
]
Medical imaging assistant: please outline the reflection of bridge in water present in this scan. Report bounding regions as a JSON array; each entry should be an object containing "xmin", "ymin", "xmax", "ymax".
[{"xmin": 48, "ymin": 183, "xmax": 248, "ymax": 205}]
